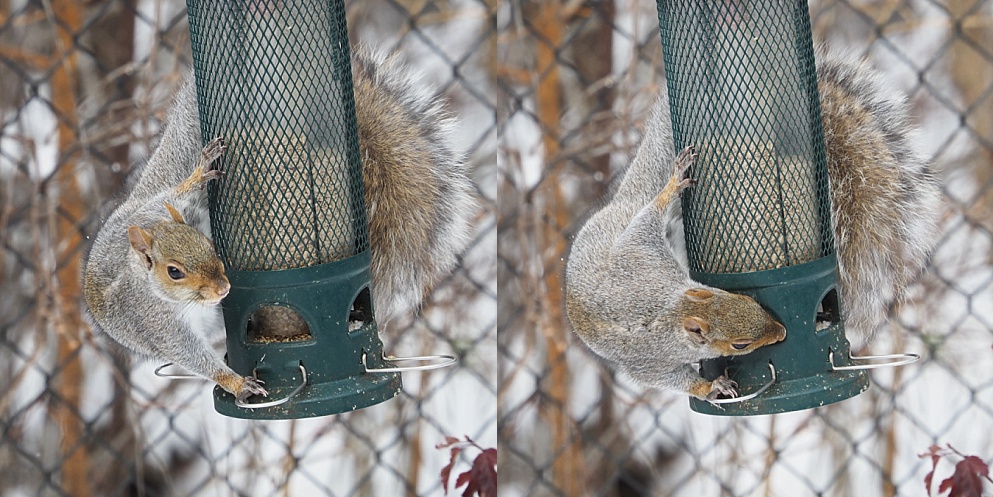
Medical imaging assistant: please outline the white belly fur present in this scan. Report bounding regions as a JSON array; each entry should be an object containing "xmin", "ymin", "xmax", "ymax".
[{"xmin": 180, "ymin": 302, "xmax": 226, "ymax": 348}]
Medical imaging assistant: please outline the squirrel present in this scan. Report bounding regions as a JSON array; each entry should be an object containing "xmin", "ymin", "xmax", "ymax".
[
  {"xmin": 565, "ymin": 48, "xmax": 941, "ymax": 400},
  {"xmin": 83, "ymin": 48, "xmax": 474, "ymax": 401}
]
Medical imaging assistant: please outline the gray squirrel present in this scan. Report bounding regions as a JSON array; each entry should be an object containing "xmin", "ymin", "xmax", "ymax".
[
  {"xmin": 565, "ymin": 49, "xmax": 941, "ymax": 399},
  {"xmin": 83, "ymin": 48, "xmax": 474, "ymax": 401}
]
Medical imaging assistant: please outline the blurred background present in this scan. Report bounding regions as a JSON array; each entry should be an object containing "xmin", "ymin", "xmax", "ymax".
[
  {"xmin": 0, "ymin": 0, "xmax": 495, "ymax": 495},
  {"xmin": 498, "ymin": 0, "xmax": 993, "ymax": 496}
]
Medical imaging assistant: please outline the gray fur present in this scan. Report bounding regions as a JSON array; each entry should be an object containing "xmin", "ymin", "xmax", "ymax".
[
  {"xmin": 565, "ymin": 99, "xmax": 717, "ymax": 394},
  {"xmin": 816, "ymin": 47, "xmax": 941, "ymax": 346},
  {"xmin": 565, "ymin": 51, "xmax": 941, "ymax": 395},
  {"xmin": 83, "ymin": 48, "xmax": 474, "ymax": 393},
  {"xmin": 141, "ymin": 48, "xmax": 474, "ymax": 321},
  {"xmin": 350, "ymin": 48, "xmax": 475, "ymax": 320},
  {"xmin": 83, "ymin": 156, "xmax": 240, "ymax": 390}
]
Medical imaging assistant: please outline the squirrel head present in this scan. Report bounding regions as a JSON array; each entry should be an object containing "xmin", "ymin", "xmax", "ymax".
[
  {"xmin": 679, "ymin": 287, "xmax": 786, "ymax": 356},
  {"xmin": 127, "ymin": 209, "xmax": 229, "ymax": 305}
]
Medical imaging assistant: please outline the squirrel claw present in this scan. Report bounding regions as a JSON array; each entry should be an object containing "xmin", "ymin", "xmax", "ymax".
[
  {"xmin": 201, "ymin": 169, "xmax": 226, "ymax": 182},
  {"xmin": 178, "ymin": 137, "xmax": 228, "ymax": 192},
  {"xmin": 201, "ymin": 137, "xmax": 227, "ymax": 165},
  {"xmin": 674, "ymin": 145, "xmax": 698, "ymax": 165},
  {"xmin": 236, "ymin": 376, "xmax": 269, "ymax": 402},
  {"xmin": 673, "ymin": 146, "xmax": 698, "ymax": 192},
  {"xmin": 706, "ymin": 375, "xmax": 739, "ymax": 400}
]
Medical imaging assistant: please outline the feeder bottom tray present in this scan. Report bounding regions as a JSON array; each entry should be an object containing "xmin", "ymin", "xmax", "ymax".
[
  {"xmin": 689, "ymin": 368, "xmax": 868, "ymax": 416},
  {"xmin": 214, "ymin": 369, "xmax": 401, "ymax": 419}
]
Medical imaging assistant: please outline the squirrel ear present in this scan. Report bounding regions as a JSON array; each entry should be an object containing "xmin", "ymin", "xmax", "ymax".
[
  {"xmin": 164, "ymin": 203, "xmax": 186, "ymax": 224},
  {"xmin": 127, "ymin": 226, "xmax": 154, "ymax": 270},
  {"xmin": 683, "ymin": 317, "xmax": 710, "ymax": 343},
  {"xmin": 685, "ymin": 288, "xmax": 714, "ymax": 302},
  {"xmin": 683, "ymin": 316, "xmax": 710, "ymax": 344}
]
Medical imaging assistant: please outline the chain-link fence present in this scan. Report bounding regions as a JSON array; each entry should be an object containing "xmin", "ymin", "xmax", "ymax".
[
  {"xmin": 498, "ymin": 0, "xmax": 993, "ymax": 496},
  {"xmin": 0, "ymin": 0, "xmax": 495, "ymax": 495}
]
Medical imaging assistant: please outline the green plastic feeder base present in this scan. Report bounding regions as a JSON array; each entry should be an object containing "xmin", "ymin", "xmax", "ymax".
[
  {"xmin": 214, "ymin": 364, "xmax": 401, "ymax": 419},
  {"xmin": 689, "ymin": 363, "xmax": 867, "ymax": 416},
  {"xmin": 688, "ymin": 255, "xmax": 869, "ymax": 416},
  {"xmin": 213, "ymin": 252, "xmax": 402, "ymax": 420}
]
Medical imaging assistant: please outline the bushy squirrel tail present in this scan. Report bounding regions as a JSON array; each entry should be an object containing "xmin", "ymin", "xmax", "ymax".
[
  {"xmin": 351, "ymin": 47, "xmax": 475, "ymax": 320},
  {"xmin": 816, "ymin": 47, "xmax": 941, "ymax": 347}
]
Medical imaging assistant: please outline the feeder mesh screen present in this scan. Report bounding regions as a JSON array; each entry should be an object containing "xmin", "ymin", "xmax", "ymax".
[
  {"xmin": 187, "ymin": 0, "xmax": 367, "ymax": 272},
  {"xmin": 658, "ymin": 0, "xmax": 834, "ymax": 274}
]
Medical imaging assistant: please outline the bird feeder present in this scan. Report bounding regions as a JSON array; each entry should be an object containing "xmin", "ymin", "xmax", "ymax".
[
  {"xmin": 184, "ymin": 0, "xmax": 405, "ymax": 419},
  {"xmin": 657, "ymin": 0, "xmax": 915, "ymax": 415}
]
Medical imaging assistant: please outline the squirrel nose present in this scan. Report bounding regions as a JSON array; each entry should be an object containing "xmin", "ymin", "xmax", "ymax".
[
  {"xmin": 217, "ymin": 280, "xmax": 231, "ymax": 298},
  {"xmin": 773, "ymin": 322, "xmax": 786, "ymax": 341}
]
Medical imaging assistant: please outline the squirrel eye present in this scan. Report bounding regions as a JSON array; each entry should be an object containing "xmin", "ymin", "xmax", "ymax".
[
  {"xmin": 167, "ymin": 265, "xmax": 185, "ymax": 280},
  {"xmin": 731, "ymin": 342, "xmax": 751, "ymax": 350}
]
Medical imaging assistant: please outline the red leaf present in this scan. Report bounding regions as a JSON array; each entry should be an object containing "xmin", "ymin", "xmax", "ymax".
[
  {"xmin": 960, "ymin": 456, "xmax": 990, "ymax": 478},
  {"xmin": 436, "ymin": 436, "xmax": 462, "ymax": 449},
  {"xmin": 440, "ymin": 446, "xmax": 462, "ymax": 495},
  {"xmin": 920, "ymin": 445, "xmax": 945, "ymax": 495},
  {"xmin": 471, "ymin": 448, "xmax": 498, "ymax": 497},
  {"xmin": 939, "ymin": 455, "xmax": 990, "ymax": 497},
  {"xmin": 456, "ymin": 469, "xmax": 475, "ymax": 497},
  {"xmin": 438, "ymin": 436, "xmax": 496, "ymax": 497},
  {"xmin": 452, "ymin": 448, "xmax": 497, "ymax": 497},
  {"xmin": 461, "ymin": 479, "xmax": 479, "ymax": 497}
]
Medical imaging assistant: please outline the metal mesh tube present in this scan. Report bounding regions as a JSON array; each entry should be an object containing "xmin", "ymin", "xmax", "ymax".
[
  {"xmin": 658, "ymin": 0, "xmax": 834, "ymax": 274},
  {"xmin": 188, "ymin": 0, "xmax": 367, "ymax": 272}
]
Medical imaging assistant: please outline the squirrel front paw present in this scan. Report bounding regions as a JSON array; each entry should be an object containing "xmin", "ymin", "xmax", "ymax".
[
  {"xmin": 199, "ymin": 137, "xmax": 227, "ymax": 182},
  {"xmin": 201, "ymin": 136, "xmax": 226, "ymax": 163},
  {"xmin": 197, "ymin": 136, "xmax": 228, "ymax": 182},
  {"xmin": 236, "ymin": 376, "xmax": 268, "ymax": 402},
  {"xmin": 214, "ymin": 370, "xmax": 268, "ymax": 401},
  {"xmin": 175, "ymin": 137, "xmax": 228, "ymax": 195},
  {"xmin": 654, "ymin": 146, "xmax": 698, "ymax": 209},
  {"xmin": 706, "ymin": 375, "xmax": 739, "ymax": 400},
  {"xmin": 673, "ymin": 145, "xmax": 698, "ymax": 193}
]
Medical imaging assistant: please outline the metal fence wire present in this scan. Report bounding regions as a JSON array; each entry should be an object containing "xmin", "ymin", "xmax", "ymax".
[
  {"xmin": 498, "ymin": 0, "xmax": 993, "ymax": 496},
  {"xmin": 0, "ymin": 0, "xmax": 496, "ymax": 495}
]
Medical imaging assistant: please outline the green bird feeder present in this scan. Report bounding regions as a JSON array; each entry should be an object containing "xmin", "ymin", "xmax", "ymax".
[
  {"xmin": 183, "ymin": 0, "xmax": 424, "ymax": 419},
  {"xmin": 656, "ymin": 0, "xmax": 915, "ymax": 415}
]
